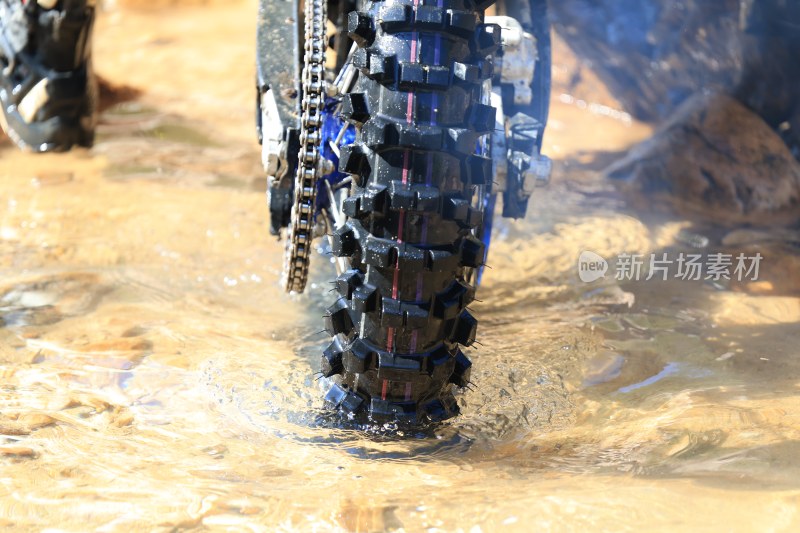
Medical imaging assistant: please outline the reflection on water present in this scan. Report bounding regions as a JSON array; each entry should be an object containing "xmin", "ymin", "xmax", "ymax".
[{"xmin": 1, "ymin": 2, "xmax": 799, "ymax": 531}]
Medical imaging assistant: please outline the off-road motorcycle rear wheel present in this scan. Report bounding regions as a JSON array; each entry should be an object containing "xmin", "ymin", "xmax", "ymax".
[{"xmin": 257, "ymin": 0, "xmax": 551, "ymax": 424}]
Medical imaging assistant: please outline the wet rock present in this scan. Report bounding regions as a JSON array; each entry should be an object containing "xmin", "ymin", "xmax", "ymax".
[
  {"xmin": 0, "ymin": 273, "xmax": 112, "ymax": 328},
  {"xmin": 0, "ymin": 446, "xmax": 37, "ymax": 458},
  {"xmin": 712, "ymin": 293, "xmax": 800, "ymax": 326},
  {"xmin": 551, "ymin": 0, "xmax": 800, "ymax": 156},
  {"xmin": 726, "ymin": 242, "xmax": 800, "ymax": 295},
  {"xmin": 605, "ymin": 92, "xmax": 800, "ymax": 220},
  {"xmin": 32, "ymin": 172, "xmax": 74, "ymax": 187},
  {"xmin": 0, "ymin": 413, "xmax": 54, "ymax": 438},
  {"xmin": 202, "ymin": 444, "xmax": 228, "ymax": 458},
  {"xmin": 16, "ymin": 413, "xmax": 57, "ymax": 430},
  {"xmin": 0, "ymin": 331, "xmax": 28, "ymax": 363},
  {"xmin": 580, "ymin": 285, "xmax": 635, "ymax": 310},
  {"xmin": 109, "ymin": 406, "xmax": 134, "ymax": 428},
  {"xmin": 582, "ymin": 351, "xmax": 625, "ymax": 387},
  {"xmin": 675, "ymin": 229, "xmax": 710, "ymax": 249},
  {"xmin": 0, "ymin": 421, "xmax": 31, "ymax": 436},
  {"xmin": 335, "ymin": 500, "xmax": 403, "ymax": 533},
  {"xmin": 732, "ymin": 0, "xmax": 800, "ymax": 157},
  {"xmin": 550, "ymin": 0, "xmax": 744, "ymax": 122},
  {"xmin": 721, "ymin": 228, "xmax": 800, "ymax": 247},
  {"xmin": 97, "ymin": 76, "xmax": 142, "ymax": 113}
]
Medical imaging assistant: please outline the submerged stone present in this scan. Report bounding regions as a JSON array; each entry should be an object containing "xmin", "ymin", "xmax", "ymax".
[{"xmin": 605, "ymin": 92, "xmax": 800, "ymax": 220}]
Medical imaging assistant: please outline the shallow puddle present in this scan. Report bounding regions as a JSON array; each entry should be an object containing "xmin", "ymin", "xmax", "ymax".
[{"xmin": 0, "ymin": 2, "xmax": 799, "ymax": 531}]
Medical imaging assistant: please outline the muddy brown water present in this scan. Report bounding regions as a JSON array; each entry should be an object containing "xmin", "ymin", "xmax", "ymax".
[{"xmin": 1, "ymin": 3, "xmax": 799, "ymax": 531}]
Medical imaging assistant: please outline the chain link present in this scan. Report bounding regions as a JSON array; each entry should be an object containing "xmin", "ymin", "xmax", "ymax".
[{"xmin": 282, "ymin": 0, "xmax": 327, "ymax": 293}]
